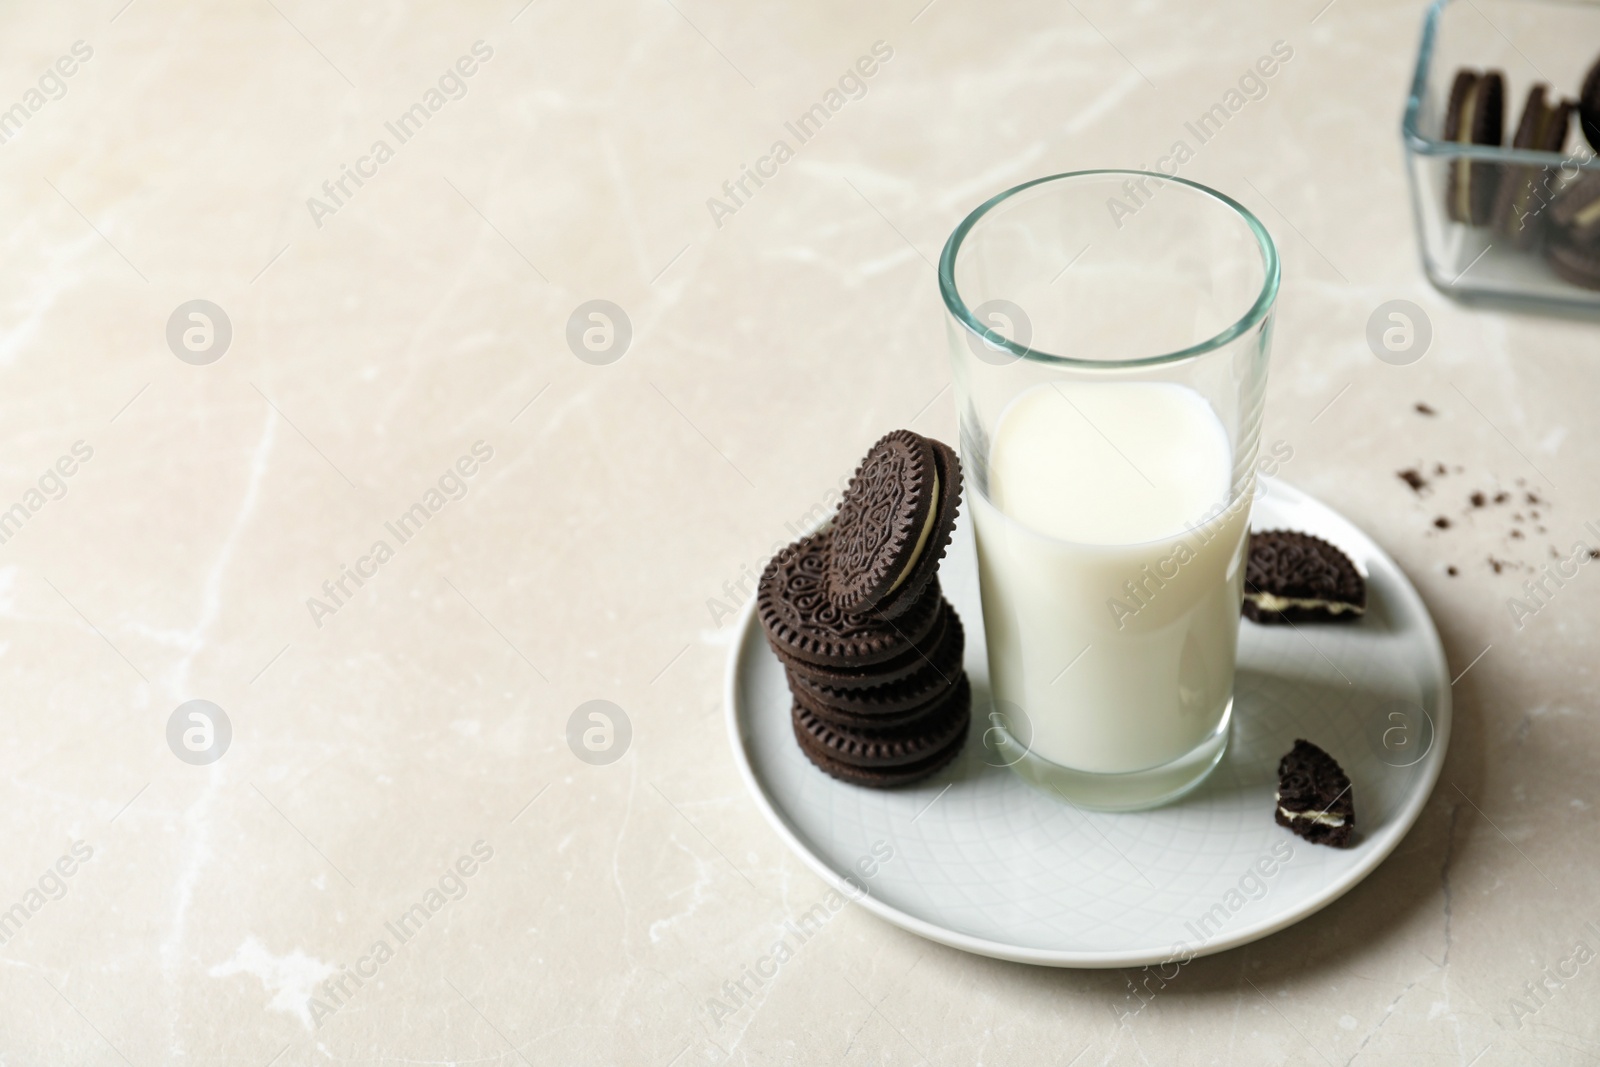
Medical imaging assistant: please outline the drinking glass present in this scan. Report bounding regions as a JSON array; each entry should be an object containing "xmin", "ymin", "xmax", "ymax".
[{"xmin": 940, "ymin": 170, "xmax": 1279, "ymax": 811}]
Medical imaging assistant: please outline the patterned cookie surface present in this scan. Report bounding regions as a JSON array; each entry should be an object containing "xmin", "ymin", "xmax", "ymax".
[
  {"xmin": 755, "ymin": 534, "xmax": 940, "ymax": 668},
  {"xmin": 776, "ymin": 594, "xmax": 950, "ymax": 689},
  {"xmin": 1275, "ymin": 739, "xmax": 1355, "ymax": 848},
  {"xmin": 825, "ymin": 430, "xmax": 939, "ymax": 615},
  {"xmin": 866, "ymin": 438, "xmax": 964, "ymax": 621},
  {"xmin": 759, "ymin": 531, "xmax": 942, "ymax": 667}
]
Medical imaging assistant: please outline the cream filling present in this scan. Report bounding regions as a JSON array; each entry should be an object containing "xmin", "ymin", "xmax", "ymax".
[
  {"xmin": 1276, "ymin": 793, "xmax": 1346, "ymax": 827},
  {"xmin": 886, "ymin": 470, "xmax": 939, "ymax": 594},
  {"xmin": 1453, "ymin": 79, "xmax": 1480, "ymax": 221},
  {"xmin": 1246, "ymin": 591, "xmax": 1364, "ymax": 615}
]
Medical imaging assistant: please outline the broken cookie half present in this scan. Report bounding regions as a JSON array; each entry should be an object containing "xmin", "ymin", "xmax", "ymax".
[
  {"xmin": 1243, "ymin": 530, "xmax": 1366, "ymax": 625},
  {"xmin": 1275, "ymin": 739, "xmax": 1355, "ymax": 848}
]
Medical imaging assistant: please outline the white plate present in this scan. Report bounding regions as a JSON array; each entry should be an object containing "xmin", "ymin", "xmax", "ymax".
[{"xmin": 724, "ymin": 478, "xmax": 1451, "ymax": 968}]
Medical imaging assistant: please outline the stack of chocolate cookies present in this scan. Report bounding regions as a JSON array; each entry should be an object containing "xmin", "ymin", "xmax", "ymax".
[{"xmin": 758, "ymin": 430, "xmax": 970, "ymax": 788}]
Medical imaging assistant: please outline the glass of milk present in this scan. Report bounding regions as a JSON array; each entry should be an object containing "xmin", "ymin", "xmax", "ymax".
[{"xmin": 940, "ymin": 171, "xmax": 1279, "ymax": 811}]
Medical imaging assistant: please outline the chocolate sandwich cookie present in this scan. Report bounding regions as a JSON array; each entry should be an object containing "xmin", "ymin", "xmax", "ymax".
[
  {"xmin": 1274, "ymin": 739, "xmax": 1355, "ymax": 848},
  {"xmin": 1242, "ymin": 530, "xmax": 1365, "ymax": 624},
  {"xmin": 1493, "ymin": 84, "xmax": 1574, "ymax": 247},
  {"xmin": 778, "ymin": 595, "xmax": 954, "ymax": 692},
  {"xmin": 825, "ymin": 430, "xmax": 938, "ymax": 613},
  {"xmin": 1444, "ymin": 68, "xmax": 1506, "ymax": 226},
  {"xmin": 1580, "ymin": 51, "xmax": 1600, "ymax": 152},
  {"xmin": 827, "ymin": 433, "xmax": 963, "ymax": 621},
  {"xmin": 792, "ymin": 672, "xmax": 956, "ymax": 731},
  {"xmin": 789, "ymin": 611, "xmax": 966, "ymax": 728},
  {"xmin": 758, "ymin": 531, "xmax": 943, "ymax": 669},
  {"xmin": 796, "ymin": 720, "xmax": 968, "ymax": 788},
  {"xmin": 793, "ymin": 675, "xmax": 970, "ymax": 768},
  {"xmin": 792, "ymin": 680, "xmax": 970, "ymax": 787}
]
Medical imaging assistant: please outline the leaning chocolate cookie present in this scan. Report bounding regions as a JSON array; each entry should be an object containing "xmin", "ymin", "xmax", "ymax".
[
  {"xmin": 868, "ymin": 437, "xmax": 963, "ymax": 620},
  {"xmin": 827, "ymin": 430, "xmax": 963, "ymax": 620},
  {"xmin": 825, "ymin": 430, "xmax": 938, "ymax": 614},
  {"xmin": 1493, "ymin": 84, "xmax": 1573, "ymax": 248},
  {"xmin": 1444, "ymin": 68, "xmax": 1506, "ymax": 226},
  {"xmin": 1275, "ymin": 739, "xmax": 1355, "ymax": 848},
  {"xmin": 1242, "ymin": 530, "xmax": 1365, "ymax": 624}
]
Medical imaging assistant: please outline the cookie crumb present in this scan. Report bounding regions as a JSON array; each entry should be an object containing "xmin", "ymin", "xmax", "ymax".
[
  {"xmin": 1434, "ymin": 462, "xmax": 1448, "ymax": 476},
  {"xmin": 1490, "ymin": 557, "xmax": 1508, "ymax": 573},
  {"xmin": 1416, "ymin": 402, "xmax": 1436, "ymax": 415},
  {"xmin": 1494, "ymin": 491, "xmax": 1510, "ymax": 504},
  {"xmin": 1434, "ymin": 516, "xmax": 1451, "ymax": 529},
  {"xmin": 1399, "ymin": 469, "xmax": 1427, "ymax": 492},
  {"xmin": 1470, "ymin": 491, "xmax": 1486, "ymax": 507},
  {"xmin": 1511, "ymin": 529, "xmax": 1524, "ymax": 539},
  {"xmin": 1447, "ymin": 565, "xmax": 1459, "ymax": 576}
]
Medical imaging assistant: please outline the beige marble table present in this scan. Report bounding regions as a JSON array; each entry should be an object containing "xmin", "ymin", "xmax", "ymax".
[{"xmin": 1, "ymin": 0, "xmax": 1597, "ymax": 1063}]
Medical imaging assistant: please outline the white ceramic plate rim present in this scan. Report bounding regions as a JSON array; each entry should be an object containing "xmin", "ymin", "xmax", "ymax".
[{"xmin": 724, "ymin": 480, "xmax": 1452, "ymax": 968}]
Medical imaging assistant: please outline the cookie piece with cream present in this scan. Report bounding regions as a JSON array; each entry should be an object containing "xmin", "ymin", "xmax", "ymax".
[
  {"xmin": 1275, "ymin": 739, "xmax": 1355, "ymax": 848},
  {"xmin": 1242, "ymin": 529, "xmax": 1365, "ymax": 625}
]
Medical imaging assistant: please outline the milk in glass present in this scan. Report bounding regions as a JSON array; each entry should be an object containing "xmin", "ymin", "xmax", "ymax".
[{"xmin": 970, "ymin": 380, "xmax": 1249, "ymax": 774}]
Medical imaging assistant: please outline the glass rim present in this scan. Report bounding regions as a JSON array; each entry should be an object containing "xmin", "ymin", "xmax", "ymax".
[
  {"xmin": 1400, "ymin": 0, "xmax": 1600, "ymax": 168},
  {"xmin": 938, "ymin": 169, "xmax": 1281, "ymax": 369}
]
